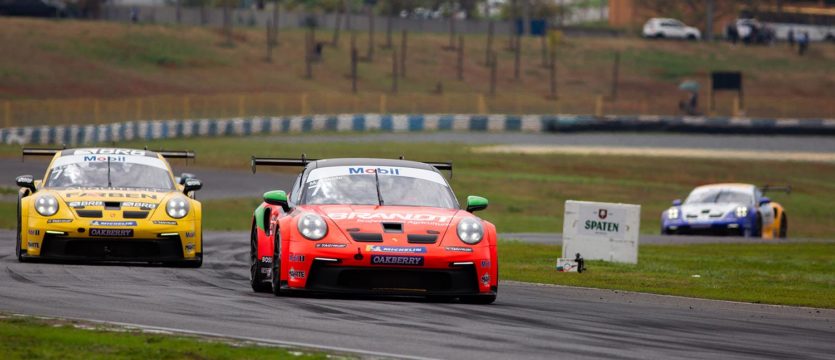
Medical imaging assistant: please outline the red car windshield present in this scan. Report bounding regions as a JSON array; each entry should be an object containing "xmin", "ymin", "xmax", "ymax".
[{"xmin": 301, "ymin": 166, "xmax": 457, "ymax": 208}]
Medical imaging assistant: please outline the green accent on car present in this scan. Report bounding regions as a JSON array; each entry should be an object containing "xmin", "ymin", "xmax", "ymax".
[
  {"xmin": 253, "ymin": 204, "xmax": 267, "ymax": 232},
  {"xmin": 466, "ymin": 195, "xmax": 488, "ymax": 212},
  {"xmin": 263, "ymin": 190, "xmax": 287, "ymax": 206}
]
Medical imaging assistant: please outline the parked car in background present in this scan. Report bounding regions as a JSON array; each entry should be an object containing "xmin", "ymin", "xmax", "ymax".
[
  {"xmin": 727, "ymin": 18, "xmax": 776, "ymax": 44},
  {"xmin": 643, "ymin": 18, "xmax": 701, "ymax": 40},
  {"xmin": 0, "ymin": 0, "xmax": 67, "ymax": 17}
]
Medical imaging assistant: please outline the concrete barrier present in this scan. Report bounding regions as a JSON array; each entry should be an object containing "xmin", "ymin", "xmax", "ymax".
[{"xmin": 3, "ymin": 114, "xmax": 834, "ymax": 145}]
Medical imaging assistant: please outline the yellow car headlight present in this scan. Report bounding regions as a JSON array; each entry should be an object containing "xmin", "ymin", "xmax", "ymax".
[
  {"xmin": 35, "ymin": 194, "xmax": 59, "ymax": 216},
  {"xmin": 166, "ymin": 197, "xmax": 191, "ymax": 219}
]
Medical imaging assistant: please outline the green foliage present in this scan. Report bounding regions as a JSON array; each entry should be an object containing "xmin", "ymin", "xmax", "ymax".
[
  {"xmin": 64, "ymin": 32, "xmax": 227, "ymax": 69},
  {"xmin": 499, "ymin": 241, "xmax": 835, "ymax": 308},
  {"xmin": 0, "ymin": 316, "xmax": 331, "ymax": 360}
]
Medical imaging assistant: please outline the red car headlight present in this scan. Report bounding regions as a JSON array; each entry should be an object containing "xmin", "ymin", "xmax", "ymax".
[
  {"xmin": 297, "ymin": 213, "xmax": 328, "ymax": 240},
  {"xmin": 457, "ymin": 218, "xmax": 484, "ymax": 245}
]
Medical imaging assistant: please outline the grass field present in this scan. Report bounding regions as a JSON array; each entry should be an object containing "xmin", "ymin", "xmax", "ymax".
[
  {"xmin": 131, "ymin": 136, "xmax": 835, "ymax": 238},
  {"xmin": 2, "ymin": 17, "xmax": 834, "ymax": 124},
  {"xmin": 499, "ymin": 241, "xmax": 835, "ymax": 308},
  {"xmin": 4, "ymin": 135, "xmax": 832, "ymax": 237},
  {"xmin": 0, "ymin": 315, "xmax": 331, "ymax": 360}
]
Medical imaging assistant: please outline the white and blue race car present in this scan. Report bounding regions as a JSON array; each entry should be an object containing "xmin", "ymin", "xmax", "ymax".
[{"xmin": 661, "ymin": 183, "xmax": 789, "ymax": 239}]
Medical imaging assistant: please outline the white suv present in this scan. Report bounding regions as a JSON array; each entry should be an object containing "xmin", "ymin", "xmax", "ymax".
[{"xmin": 643, "ymin": 18, "xmax": 701, "ymax": 40}]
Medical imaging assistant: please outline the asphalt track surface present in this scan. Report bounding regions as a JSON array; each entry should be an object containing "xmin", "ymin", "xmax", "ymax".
[
  {"xmin": 2, "ymin": 137, "xmax": 834, "ymax": 358},
  {"xmin": 1, "ymin": 231, "xmax": 833, "ymax": 360}
]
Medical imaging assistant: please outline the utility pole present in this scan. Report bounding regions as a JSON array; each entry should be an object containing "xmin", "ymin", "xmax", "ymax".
[
  {"xmin": 271, "ymin": 0, "xmax": 280, "ymax": 46},
  {"xmin": 706, "ymin": 0, "xmax": 715, "ymax": 42},
  {"xmin": 457, "ymin": 35, "xmax": 464, "ymax": 81},
  {"xmin": 400, "ymin": 30, "xmax": 407, "ymax": 77},
  {"xmin": 522, "ymin": 0, "xmax": 531, "ymax": 36},
  {"xmin": 366, "ymin": 2, "xmax": 375, "ymax": 61},
  {"xmin": 514, "ymin": 34, "xmax": 521, "ymax": 80},
  {"xmin": 489, "ymin": 51, "xmax": 497, "ymax": 96},
  {"xmin": 610, "ymin": 51, "xmax": 620, "ymax": 101},
  {"xmin": 486, "ymin": 20, "xmax": 494, "ymax": 66},
  {"xmin": 391, "ymin": 49, "xmax": 398, "ymax": 94}
]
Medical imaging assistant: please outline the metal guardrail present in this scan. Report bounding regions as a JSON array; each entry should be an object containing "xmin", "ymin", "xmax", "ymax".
[{"xmin": 2, "ymin": 113, "xmax": 834, "ymax": 145}]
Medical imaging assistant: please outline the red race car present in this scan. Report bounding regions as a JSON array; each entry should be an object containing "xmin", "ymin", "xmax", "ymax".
[{"xmin": 248, "ymin": 156, "xmax": 498, "ymax": 304}]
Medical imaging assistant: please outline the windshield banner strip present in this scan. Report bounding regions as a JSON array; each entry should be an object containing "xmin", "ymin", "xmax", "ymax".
[
  {"xmin": 306, "ymin": 166, "xmax": 448, "ymax": 186},
  {"xmin": 51, "ymin": 154, "xmax": 169, "ymax": 170}
]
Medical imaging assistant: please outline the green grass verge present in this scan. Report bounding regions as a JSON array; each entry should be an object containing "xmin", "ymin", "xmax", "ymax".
[
  {"xmin": 0, "ymin": 315, "xmax": 331, "ymax": 360},
  {"xmin": 141, "ymin": 137, "xmax": 835, "ymax": 237},
  {"xmin": 202, "ymin": 198, "xmax": 262, "ymax": 231},
  {"xmin": 500, "ymin": 240, "xmax": 835, "ymax": 308}
]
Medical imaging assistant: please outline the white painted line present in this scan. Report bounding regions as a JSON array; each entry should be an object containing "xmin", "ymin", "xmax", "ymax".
[{"xmin": 473, "ymin": 145, "xmax": 835, "ymax": 163}]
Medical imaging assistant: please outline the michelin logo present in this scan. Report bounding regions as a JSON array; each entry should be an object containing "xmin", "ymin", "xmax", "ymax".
[
  {"xmin": 365, "ymin": 245, "xmax": 427, "ymax": 254},
  {"xmin": 91, "ymin": 221, "xmax": 137, "ymax": 227}
]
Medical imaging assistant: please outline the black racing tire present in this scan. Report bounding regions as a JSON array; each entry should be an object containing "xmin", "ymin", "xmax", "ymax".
[
  {"xmin": 16, "ymin": 196, "xmax": 25, "ymax": 262},
  {"xmin": 755, "ymin": 212, "xmax": 763, "ymax": 237},
  {"xmin": 687, "ymin": 34, "xmax": 697, "ymax": 41},
  {"xmin": 655, "ymin": 33, "xmax": 665, "ymax": 39},
  {"xmin": 744, "ymin": 213, "xmax": 762, "ymax": 238},
  {"xmin": 250, "ymin": 225, "xmax": 271, "ymax": 293},
  {"xmin": 181, "ymin": 254, "xmax": 203, "ymax": 268},
  {"xmin": 271, "ymin": 233, "xmax": 284, "ymax": 296},
  {"xmin": 779, "ymin": 214, "xmax": 788, "ymax": 239},
  {"xmin": 460, "ymin": 294, "xmax": 497, "ymax": 305}
]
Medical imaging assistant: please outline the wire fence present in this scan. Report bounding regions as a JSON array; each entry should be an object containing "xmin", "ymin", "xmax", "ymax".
[{"xmin": 3, "ymin": 92, "xmax": 832, "ymax": 128}]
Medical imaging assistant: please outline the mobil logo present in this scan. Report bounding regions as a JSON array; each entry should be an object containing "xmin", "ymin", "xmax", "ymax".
[
  {"xmin": 83, "ymin": 155, "xmax": 126, "ymax": 162},
  {"xmin": 348, "ymin": 167, "xmax": 401, "ymax": 175}
]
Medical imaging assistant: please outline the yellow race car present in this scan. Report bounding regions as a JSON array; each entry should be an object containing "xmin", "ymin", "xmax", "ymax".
[{"xmin": 15, "ymin": 147, "xmax": 203, "ymax": 267}]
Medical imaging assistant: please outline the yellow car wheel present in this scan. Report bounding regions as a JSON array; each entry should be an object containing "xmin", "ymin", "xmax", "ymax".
[
  {"xmin": 780, "ymin": 214, "xmax": 788, "ymax": 238},
  {"xmin": 15, "ymin": 197, "xmax": 25, "ymax": 262}
]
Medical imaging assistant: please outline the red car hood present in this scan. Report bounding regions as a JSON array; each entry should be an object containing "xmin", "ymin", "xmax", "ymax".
[{"xmin": 309, "ymin": 205, "xmax": 461, "ymax": 243}]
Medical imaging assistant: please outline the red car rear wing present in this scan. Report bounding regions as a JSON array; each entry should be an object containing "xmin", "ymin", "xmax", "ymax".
[
  {"xmin": 761, "ymin": 184, "xmax": 792, "ymax": 194},
  {"xmin": 251, "ymin": 155, "xmax": 453, "ymax": 176}
]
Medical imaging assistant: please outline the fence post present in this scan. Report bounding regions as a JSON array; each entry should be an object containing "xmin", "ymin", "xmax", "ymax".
[
  {"xmin": 238, "ymin": 95, "xmax": 245, "ymax": 117},
  {"xmin": 380, "ymin": 94, "xmax": 386, "ymax": 114},
  {"xmin": 485, "ymin": 21, "xmax": 494, "ymax": 66},
  {"xmin": 610, "ymin": 51, "xmax": 620, "ymax": 101},
  {"xmin": 514, "ymin": 35, "xmax": 521, "ymax": 80},
  {"xmin": 391, "ymin": 49, "xmax": 398, "ymax": 94},
  {"xmin": 4, "ymin": 101, "xmax": 10, "ymax": 128},
  {"xmin": 457, "ymin": 35, "xmax": 464, "ymax": 81},
  {"xmin": 595, "ymin": 95, "xmax": 604, "ymax": 117},
  {"xmin": 400, "ymin": 30, "xmax": 407, "ymax": 78},
  {"xmin": 94, "ymin": 100, "xmax": 101, "ymax": 124},
  {"xmin": 489, "ymin": 51, "xmax": 497, "ymax": 96},
  {"xmin": 477, "ymin": 94, "xmax": 487, "ymax": 114},
  {"xmin": 351, "ymin": 47, "xmax": 358, "ymax": 93},
  {"xmin": 135, "ymin": 99, "xmax": 142, "ymax": 120}
]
